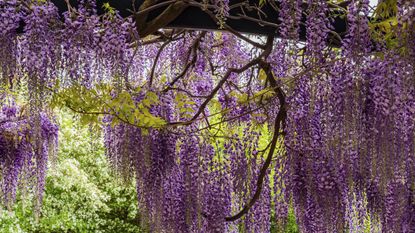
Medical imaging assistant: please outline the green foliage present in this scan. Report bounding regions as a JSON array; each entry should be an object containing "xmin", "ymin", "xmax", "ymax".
[
  {"xmin": 174, "ymin": 93, "xmax": 196, "ymax": 119},
  {"xmin": 102, "ymin": 2, "xmax": 116, "ymax": 14},
  {"xmin": 0, "ymin": 111, "xmax": 142, "ymax": 233},
  {"xmin": 50, "ymin": 84, "xmax": 166, "ymax": 129},
  {"xmin": 368, "ymin": 0, "xmax": 412, "ymax": 52},
  {"xmin": 373, "ymin": 0, "xmax": 397, "ymax": 19}
]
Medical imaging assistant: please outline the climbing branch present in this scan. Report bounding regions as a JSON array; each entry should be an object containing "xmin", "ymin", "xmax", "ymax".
[
  {"xmin": 164, "ymin": 31, "xmax": 207, "ymax": 90},
  {"xmin": 224, "ymin": 62, "xmax": 287, "ymax": 222},
  {"xmin": 136, "ymin": 0, "xmax": 188, "ymax": 38},
  {"xmin": 168, "ymin": 34, "xmax": 275, "ymax": 127},
  {"xmin": 149, "ymin": 40, "xmax": 172, "ymax": 87}
]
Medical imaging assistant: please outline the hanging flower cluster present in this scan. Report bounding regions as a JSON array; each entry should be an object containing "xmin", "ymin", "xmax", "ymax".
[
  {"xmin": 282, "ymin": 1, "xmax": 415, "ymax": 232},
  {"xmin": 0, "ymin": 0, "xmax": 21, "ymax": 86},
  {"xmin": 0, "ymin": 97, "xmax": 58, "ymax": 210},
  {"xmin": 285, "ymin": 54, "xmax": 415, "ymax": 232}
]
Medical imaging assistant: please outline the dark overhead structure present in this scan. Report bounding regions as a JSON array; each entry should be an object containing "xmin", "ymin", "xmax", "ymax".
[{"xmin": 49, "ymin": 0, "xmax": 349, "ymax": 46}]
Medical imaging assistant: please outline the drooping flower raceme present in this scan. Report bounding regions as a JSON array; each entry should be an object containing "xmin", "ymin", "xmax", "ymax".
[{"xmin": 0, "ymin": 99, "xmax": 58, "ymax": 210}]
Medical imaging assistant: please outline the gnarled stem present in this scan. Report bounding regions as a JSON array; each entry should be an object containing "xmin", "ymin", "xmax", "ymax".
[
  {"xmin": 136, "ymin": 0, "xmax": 188, "ymax": 38},
  {"xmin": 225, "ymin": 61, "xmax": 287, "ymax": 222}
]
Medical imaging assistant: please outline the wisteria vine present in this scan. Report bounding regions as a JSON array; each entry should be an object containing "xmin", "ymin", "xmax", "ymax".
[{"xmin": 0, "ymin": 0, "xmax": 414, "ymax": 232}]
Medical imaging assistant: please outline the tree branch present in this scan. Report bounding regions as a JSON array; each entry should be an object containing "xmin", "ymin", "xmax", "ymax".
[
  {"xmin": 164, "ymin": 31, "xmax": 207, "ymax": 91},
  {"xmin": 149, "ymin": 40, "xmax": 171, "ymax": 87},
  {"xmin": 134, "ymin": 0, "xmax": 158, "ymax": 35},
  {"xmin": 225, "ymin": 62, "xmax": 287, "ymax": 222},
  {"xmin": 137, "ymin": 1, "xmax": 188, "ymax": 38},
  {"xmin": 168, "ymin": 34, "xmax": 275, "ymax": 126}
]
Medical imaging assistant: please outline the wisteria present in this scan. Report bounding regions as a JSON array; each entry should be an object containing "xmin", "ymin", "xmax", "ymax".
[
  {"xmin": 0, "ymin": 0, "xmax": 414, "ymax": 232},
  {"xmin": 0, "ymin": 97, "xmax": 58, "ymax": 210}
]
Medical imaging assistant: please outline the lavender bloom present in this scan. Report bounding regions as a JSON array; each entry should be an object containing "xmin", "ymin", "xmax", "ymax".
[{"xmin": 0, "ymin": 101, "xmax": 58, "ymax": 209}]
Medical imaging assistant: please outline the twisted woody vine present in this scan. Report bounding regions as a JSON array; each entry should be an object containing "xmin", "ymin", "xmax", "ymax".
[{"xmin": 0, "ymin": 0, "xmax": 414, "ymax": 232}]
